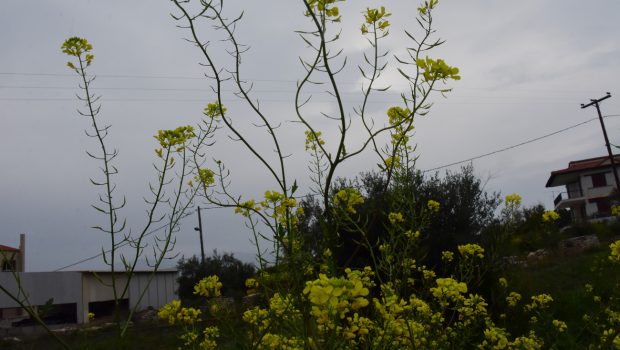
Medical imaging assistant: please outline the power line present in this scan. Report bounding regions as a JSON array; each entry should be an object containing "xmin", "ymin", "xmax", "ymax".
[
  {"xmin": 0, "ymin": 85, "xmax": 582, "ymax": 100},
  {"xmin": 0, "ymin": 97, "xmax": 581, "ymax": 105},
  {"xmin": 53, "ymin": 221, "xmax": 172, "ymax": 271},
  {"xmin": 422, "ymin": 115, "xmax": 620, "ymax": 173},
  {"xmin": 0, "ymin": 71, "xmax": 606, "ymax": 94}
]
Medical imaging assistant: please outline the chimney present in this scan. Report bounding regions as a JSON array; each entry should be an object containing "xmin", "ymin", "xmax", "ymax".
[{"xmin": 19, "ymin": 233, "xmax": 25, "ymax": 272}]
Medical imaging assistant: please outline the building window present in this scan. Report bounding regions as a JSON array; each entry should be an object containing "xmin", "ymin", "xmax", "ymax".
[
  {"xmin": 590, "ymin": 198, "xmax": 611, "ymax": 217},
  {"xmin": 591, "ymin": 173, "xmax": 607, "ymax": 188}
]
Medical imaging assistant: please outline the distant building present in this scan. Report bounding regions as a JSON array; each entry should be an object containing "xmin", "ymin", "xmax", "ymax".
[
  {"xmin": 546, "ymin": 154, "xmax": 620, "ymax": 221},
  {"xmin": 0, "ymin": 234, "xmax": 25, "ymax": 272}
]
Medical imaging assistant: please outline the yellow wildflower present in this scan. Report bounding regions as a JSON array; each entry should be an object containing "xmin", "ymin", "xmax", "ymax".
[
  {"xmin": 457, "ymin": 243, "xmax": 485, "ymax": 259},
  {"xmin": 333, "ymin": 188, "xmax": 364, "ymax": 214},
  {"xmin": 542, "ymin": 210, "xmax": 560, "ymax": 222},
  {"xmin": 427, "ymin": 200, "xmax": 440, "ymax": 213},
  {"xmin": 609, "ymin": 240, "xmax": 620, "ymax": 263},
  {"xmin": 194, "ymin": 275, "xmax": 223, "ymax": 298}
]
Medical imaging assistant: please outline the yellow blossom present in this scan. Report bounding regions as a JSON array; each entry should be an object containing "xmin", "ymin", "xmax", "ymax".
[
  {"xmin": 457, "ymin": 243, "xmax": 485, "ymax": 259},
  {"xmin": 609, "ymin": 240, "xmax": 620, "ymax": 263},
  {"xmin": 204, "ymin": 102, "xmax": 226, "ymax": 119},
  {"xmin": 427, "ymin": 200, "xmax": 440, "ymax": 213},
  {"xmin": 333, "ymin": 188, "xmax": 364, "ymax": 214},
  {"xmin": 441, "ymin": 251, "xmax": 454, "ymax": 263},
  {"xmin": 506, "ymin": 292, "xmax": 522, "ymax": 307},
  {"xmin": 524, "ymin": 294, "xmax": 553, "ymax": 311},
  {"xmin": 504, "ymin": 193, "xmax": 522, "ymax": 208},
  {"xmin": 388, "ymin": 212, "xmax": 404, "ymax": 225},
  {"xmin": 552, "ymin": 319, "xmax": 567, "ymax": 332},
  {"xmin": 542, "ymin": 210, "xmax": 560, "ymax": 223},
  {"xmin": 304, "ymin": 130, "xmax": 326, "ymax": 152},
  {"xmin": 194, "ymin": 275, "xmax": 223, "ymax": 298}
]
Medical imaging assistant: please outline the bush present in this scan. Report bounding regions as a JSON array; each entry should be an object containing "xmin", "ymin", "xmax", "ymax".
[{"xmin": 177, "ymin": 252, "xmax": 255, "ymax": 300}]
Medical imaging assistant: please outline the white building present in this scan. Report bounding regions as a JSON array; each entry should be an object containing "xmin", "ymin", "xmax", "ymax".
[
  {"xmin": 0, "ymin": 270, "xmax": 177, "ymax": 325},
  {"xmin": 546, "ymin": 154, "xmax": 620, "ymax": 221}
]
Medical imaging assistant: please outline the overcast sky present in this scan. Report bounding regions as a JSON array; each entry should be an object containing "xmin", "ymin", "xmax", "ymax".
[{"xmin": 2, "ymin": 0, "xmax": 620, "ymax": 272}]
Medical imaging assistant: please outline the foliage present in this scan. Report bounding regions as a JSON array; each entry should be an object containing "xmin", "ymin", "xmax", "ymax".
[
  {"xmin": 177, "ymin": 253, "xmax": 255, "ymax": 300},
  {"xmin": 297, "ymin": 165, "xmax": 501, "ymax": 273}
]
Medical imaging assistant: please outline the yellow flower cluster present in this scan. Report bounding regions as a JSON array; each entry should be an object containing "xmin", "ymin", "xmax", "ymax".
[
  {"xmin": 180, "ymin": 331, "xmax": 199, "ymax": 347},
  {"xmin": 361, "ymin": 6, "xmax": 391, "ymax": 34},
  {"xmin": 196, "ymin": 168, "xmax": 215, "ymax": 188},
  {"xmin": 234, "ymin": 199, "xmax": 260, "ymax": 217},
  {"xmin": 304, "ymin": 130, "xmax": 325, "ymax": 152},
  {"xmin": 457, "ymin": 243, "xmax": 485, "ymax": 259},
  {"xmin": 441, "ymin": 251, "xmax": 454, "ymax": 263},
  {"xmin": 257, "ymin": 333, "xmax": 304, "ymax": 350},
  {"xmin": 154, "ymin": 125, "xmax": 196, "ymax": 151},
  {"xmin": 203, "ymin": 102, "xmax": 226, "ymax": 119},
  {"xmin": 430, "ymin": 277, "xmax": 468, "ymax": 302},
  {"xmin": 199, "ymin": 327, "xmax": 219, "ymax": 350},
  {"xmin": 306, "ymin": 0, "xmax": 340, "ymax": 19},
  {"xmin": 158, "ymin": 299, "xmax": 202, "ymax": 325},
  {"xmin": 504, "ymin": 193, "xmax": 522, "ymax": 208},
  {"xmin": 333, "ymin": 188, "xmax": 364, "ymax": 214},
  {"xmin": 388, "ymin": 212, "xmax": 404, "ymax": 225},
  {"xmin": 384, "ymin": 155, "xmax": 401, "ymax": 169},
  {"xmin": 552, "ymin": 319, "xmax": 567, "ymax": 332},
  {"xmin": 506, "ymin": 292, "xmax": 522, "ymax": 307},
  {"xmin": 417, "ymin": 0, "xmax": 438, "ymax": 15},
  {"xmin": 342, "ymin": 312, "xmax": 374, "ymax": 345},
  {"xmin": 609, "ymin": 240, "xmax": 620, "ymax": 263},
  {"xmin": 269, "ymin": 293, "xmax": 300, "ymax": 320},
  {"xmin": 524, "ymin": 294, "xmax": 553, "ymax": 311},
  {"xmin": 416, "ymin": 57, "xmax": 461, "ymax": 82},
  {"xmin": 245, "ymin": 277, "xmax": 259, "ymax": 289},
  {"xmin": 480, "ymin": 327, "xmax": 543, "ymax": 350},
  {"xmin": 542, "ymin": 210, "xmax": 560, "ymax": 223},
  {"xmin": 236, "ymin": 264, "xmax": 567, "ymax": 349},
  {"xmin": 303, "ymin": 271, "xmax": 371, "ymax": 327},
  {"xmin": 601, "ymin": 328, "xmax": 620, "ymax": 349},
  {"xmin": 242, "ymin": 307, "xmax": 270, "ymax": 332},
  {"xmin": 427, "ymin": 199, "xmax": 440, "ymax": 213},
  {"xmin": 62, "ymin": 37, "xmax": 94, "ymax": 68},
  {"xmin": 386, "ymin": 106, "xmax": 413, "ymax": 146},
  {"xmin": 193, "ymin": 275, "xmax": 223, "ymax": 298},
  {"xmin": 611, "ymin": 204, "xmax": 620, "ymax": 217},
  {"xmin": 261, "ymin": 190, "xmax": 298, "ymax": 226}
]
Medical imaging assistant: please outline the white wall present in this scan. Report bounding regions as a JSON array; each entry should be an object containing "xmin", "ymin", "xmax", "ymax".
[
  {"xmin": 1, "ymin": 271, "xmax": 177, "ymax": 324},
  {"xmin": 0, "ymin": 272, "xmax": 84, "ymax": 322}
]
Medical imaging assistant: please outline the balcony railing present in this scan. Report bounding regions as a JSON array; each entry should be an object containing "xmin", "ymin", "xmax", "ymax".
[{"xmin": 553, "ymin": 189, "xmax": 584, "ymax": 206}]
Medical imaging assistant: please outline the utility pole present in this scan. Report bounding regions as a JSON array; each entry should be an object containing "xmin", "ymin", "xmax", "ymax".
[
  {"xmin": 194, "ymin": 206, "xmax": 206, "ymax": 265},
  {"xmin": 581, "ymin": 92, "xmax": 620, "ymax": 197}
]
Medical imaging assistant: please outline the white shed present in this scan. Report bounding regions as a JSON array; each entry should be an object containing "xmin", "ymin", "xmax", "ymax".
[{"xmin": 0, "ymin": 269, "xmax": 177, "ymax": 325}]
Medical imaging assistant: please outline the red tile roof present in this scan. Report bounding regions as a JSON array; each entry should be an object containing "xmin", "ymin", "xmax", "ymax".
[
  {"xmin": 546, "ymin": 154, "xmax": 620, "ymax": 187},
  {"xmin": 0, "ymin": 244, "xmax": 19, "ymax": 252}
]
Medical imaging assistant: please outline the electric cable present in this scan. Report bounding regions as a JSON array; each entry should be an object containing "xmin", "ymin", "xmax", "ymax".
[{"xmin": 422, "ymin": 115, "xmax": 620, "ymax": 173}]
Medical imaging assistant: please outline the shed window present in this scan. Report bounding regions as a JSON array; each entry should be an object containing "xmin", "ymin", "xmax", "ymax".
[{"xmin": 591, "ymin": 173, "xmax": 607, "ymax": 188}]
